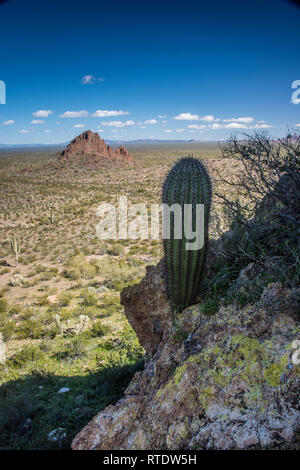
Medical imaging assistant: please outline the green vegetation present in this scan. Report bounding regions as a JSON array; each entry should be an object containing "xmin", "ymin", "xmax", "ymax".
[
  {"xmin": 0, "ymin": 325, "xmax": 144, "ymax": 449},
  {"xmin": 1, "ymin": 141, "xmax": 202, "ymax": 449},
  {"xmin": 0, "ymin": 133, "xmax": 298, "ymax": 449}
]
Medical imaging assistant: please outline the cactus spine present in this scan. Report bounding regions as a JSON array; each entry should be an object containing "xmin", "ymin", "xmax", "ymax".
[
  {"xmin": 162, "ymin": 156, "xmax": 212, "ymax": 312},
  {"xmin": 9, "ymin": 235, "xmax": 21, "ymax": 267}
]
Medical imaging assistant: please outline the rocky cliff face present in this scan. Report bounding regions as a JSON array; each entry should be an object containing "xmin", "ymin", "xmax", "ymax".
[
  {"xmin": 72, "ymin": 241, "xmax": 300, "ymax": 450},
  {"xmin": 60, "ymin": 131, "xmax": 133, "ymax": 164}
]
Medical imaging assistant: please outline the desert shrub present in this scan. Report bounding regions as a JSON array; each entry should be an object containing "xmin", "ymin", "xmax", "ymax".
[
  {"xmin": 74, "ymin": 305, "xmax": 100, "ymax": 319},
  {"xmin": 81, "ymin": 246, "xmax": 91, "ymax": 255},
  {"xmin": 0, "ymin": 267, "xmax": 9, "ymax": 275},
  {"xmin": 54, "ymin": 335, "xmax": 87, "ymax": 361},
  {"xmin": 99, "ymin": 255, "xmax": 144, "ymax": 290},
  {"xmin": 89, "ymin": 320, "xmax": 111, "ymax": 337},
  {"xmin": 107, "ymin": 244, "xmax": 124, "ymax": 256},
  {"xmin": 35, "ymin": 264, "xmax": 47, "ymax": 274},
  {"xmin": 97, "ymin": 324, "xmax": 144, "ymax": 366},
  {"xmin": 210, "ymin": 131, "xmax": 300, "ymax": 302},
  {"xmin": 0, "ymin": 386, "xmax": 41, "ymax": 435},
  {"xmin": 128, "ymin": 245, "xmax": 139, "ymax": 255},
  {"xmin": 26, "ymin": 254, "xmax": 37, "ymax": 263},
  {"xmin": 63, "ymin": 254, "xmax": 98, "ymax": 280},
  {"xmin": 16, "ymin": 318, "xmax": 44, "ymax": 340},
  {"xmin": 58, "ymin": 291, "xmax": 72, "ymax": 306},
  {"xmin": 48, "ymin": 267, "xmax": 59, "ymax": 275},
  {"xmin": 57, "ymin": 306, "xmax": 74, "ymax": 321},
  {"xmin": 1, "ymin": 322, "xmax": 15, "ymax": 341},
  {"xmin": 35, "ymin": 293, "xmax": 49, "ymax": 306},
  {"xmin": 0, "ymin": 298, "xmax": 7, "ymax": 315},
  {"xmin": 39, "ymin": 271, "xmax": 57, "ymax": 281},
  {"xmin": 98, "ymin": 292, "xmax": 123, "ymax": 317},
  {"xmin": 81, "ymin": 289, "xmax": 98, "ymax": 306},
  {"xmin": 18, "ymin": 306, "xmax": 35, "ymax": 321},
  {"xmin": 9, "ymin": 345, "xmax": 42, "ymax": 367},
  {"xmin": 0, "ymin": 299, "xmax": 14, "ymax": 340},
  {"xmin": 216, "ymin": 131, "xmax": 300, "ymax": 228},
  {"xmin": 8, "ymin": 304, "xmax": 23, "ymax": 315}
]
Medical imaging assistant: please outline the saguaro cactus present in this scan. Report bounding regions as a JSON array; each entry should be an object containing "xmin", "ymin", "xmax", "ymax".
[
  {"xmin": 48, "ymin": 210, "xmax": 55, "ymax": 224},
  {"xmin": 9, "ymin": 235, "xmax": 21, "ymax": 267},
  {"xmin": 162, "ymin": 156, "xmax": 212, "ymax": 312}
]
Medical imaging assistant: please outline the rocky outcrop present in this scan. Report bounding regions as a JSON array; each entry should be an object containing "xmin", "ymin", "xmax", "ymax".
[
  {"xmin": 72, "ymin": 255, "xmax": 300, "ymax": 450},
  {"xmin": 114, "ymin": 146, "xmax": 133, "ymax": 162},
  {"xmin": 120, "ymin": 260, "xmax": 171, "ymax": 356},
  {"xmin": 60, "ymin": 131, "xmax": 133, "ymax": 164}
]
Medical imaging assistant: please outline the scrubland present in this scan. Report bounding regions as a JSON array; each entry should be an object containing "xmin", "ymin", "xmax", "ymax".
[
  {"xmin": 0, "ymin": 142, "xmax": 223, "ymax": 449},
  {"xmin": 1, "ymin": 136, "xmax": 298, "ymax": 450}
]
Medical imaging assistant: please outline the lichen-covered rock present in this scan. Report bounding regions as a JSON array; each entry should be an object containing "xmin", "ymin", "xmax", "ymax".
[{"xmin": 72, "ymin": 263, "xmax": 300, "ymax": 450}]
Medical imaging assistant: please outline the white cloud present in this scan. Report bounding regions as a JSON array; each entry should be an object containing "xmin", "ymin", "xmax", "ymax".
[
  {"xmin": 188, "ymin": 122, "xmax": 251, "ymax": 130},
  {"xmin": 176, "ymin": 128, "xmax": 185, "ymax": 133},
  {"xmin": 92, "ymin": 109, "xmax": 129, "ymax": 117},
  {"xmin": 31, "ymin": 119, "xmax": 45, "ymax": 124},
  {"xmin": 173, "ymin": 112, "xmax": 200, "ymax": 121},
  {"xmin": 2, "ymin": 120, "xmax": 15, "ymax": 125},
  {"xmin": 295, "ymin": 123, "xmax": 300, "ymax": 127},
  {"xmin": 20, "ymin": 129, "xmax": 30, "ymax": 133},
  {"xmin": 158, "ymin": 114, "xmax": 167, "ymax": 118},
  {"xmin": 60, "ymin": 110, "xmax": 89, "ymax": 118},
  {"xmin": 144, "ymin": 119, "xmax": 157, "ymax": 124},
  {"xmin": 187, "ymin": 124, "xmax": 207, "ymax": 130},
  {"xmin": 223, "ymin": 117, "xmax": 254, "ymax": 123},
  {"xmin": 253, "ymin": 124, "xmax": 271, "ymax": 128},
  {"xmin": 171, "ymin": 118, "xmax": 271, "ymax": 132},
  {"xmin": 73, "ymin": 124, "xmax": 85, "ymax": 128},
  {"xmin": 173, "ymin": 113, "xmax": 218, "ymax": 122},
  {"xmin": 81, "ymin": 75, "xmax": 104, "ymax": 84},
  {"xmin": 100, "ymin": 120, "xmax": 135, "ymax": 128},
  {"xmin": 164, "ymin": 129, "xmax": 173, "ymax": 133},
  {"xmin": 56, "ymin": 121, "xmax": 61, "ymax": 125},
  {"xmin": 44, "ymin": 129, "xmax": 51, "ymax": 133},
  {"xmin": 225, "ymin": 122, "xmax": 248, "ymax": 129},
  {"xmin": 32, "ymin": 110, "xmax": 53, "ymax": 117},
  {"xmin": 201, "ymin": 115, "xmax": 215, "ymax": 122}
]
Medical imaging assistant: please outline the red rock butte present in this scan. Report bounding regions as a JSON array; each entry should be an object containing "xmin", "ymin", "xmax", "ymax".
[{"xmin": 59, "ymin": 130, "xmax": 134, "ymax": 164}]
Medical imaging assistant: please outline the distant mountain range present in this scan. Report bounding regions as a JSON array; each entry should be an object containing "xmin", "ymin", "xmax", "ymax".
[
  {"xmin": 0, "ymin": 143, "xmax": 67, "ymax": 149},
  {"xmin": 0, "ymin": 138, "xmax": 222, "ymax": 150}
]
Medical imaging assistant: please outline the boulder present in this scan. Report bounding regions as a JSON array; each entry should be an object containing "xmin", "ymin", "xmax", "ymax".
[{"xmin": 72, "ymin": 259, "xmax": 300, "ymax": 450}]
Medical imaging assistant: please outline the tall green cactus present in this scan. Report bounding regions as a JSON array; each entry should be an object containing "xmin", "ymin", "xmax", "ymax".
[
  {"xmin": 9, "ymin": 235, "xmax": 21, "ymax": 267},
  {"xmin": 162, "ymin": 156, "xmax": 212, "ymax": 312}
]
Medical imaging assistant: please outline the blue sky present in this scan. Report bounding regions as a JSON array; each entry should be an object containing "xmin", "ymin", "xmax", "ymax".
[{"xmin": 0, "ymin": 0, "xmax": 300, "ymax": 144}]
